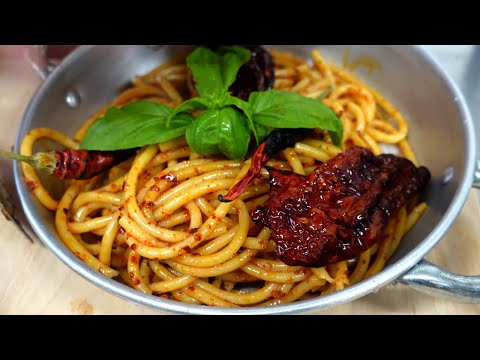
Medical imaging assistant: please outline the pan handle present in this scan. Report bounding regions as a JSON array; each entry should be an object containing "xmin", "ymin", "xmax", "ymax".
[
  {"xmin": 396, "ymin": 170, "xmax": 480, "ymax": 302},
  {"xmin": 397, "ymin": 260, "xmax": 480, "ymax": 302}
]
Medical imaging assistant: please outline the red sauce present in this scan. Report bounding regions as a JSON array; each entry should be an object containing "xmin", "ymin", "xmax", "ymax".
[
  {"xmin": 24, "ymin": 178, "xmax": 38, "ymax": 192},
  {"xmin": 129, "ymin": 271, "xmax": 141, "ymax": 286}
]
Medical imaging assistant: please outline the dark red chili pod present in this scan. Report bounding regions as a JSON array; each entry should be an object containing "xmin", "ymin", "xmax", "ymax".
[
  {"xmin": 53, "ymin": 149, "xmax": 134, "ymax": 179},
  {"xmin": 229, "ymin": 45, "xmax": 276, "ymax": 101},
  {"xmin": 0, "ymin": 148, "xmax": 135, "ymax": 180},
  {"xmin": 218, "ymin": 128, "xmax": 312, "ymax": 202}
]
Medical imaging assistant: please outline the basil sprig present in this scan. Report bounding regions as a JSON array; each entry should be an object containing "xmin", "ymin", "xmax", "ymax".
[
  {"xmin": 80, "ymin": 46, "xmax": 343, "ymax": 159},
  {"xmin": 80, "ymin": 101, "xmax": 194, "ymax": 151}
]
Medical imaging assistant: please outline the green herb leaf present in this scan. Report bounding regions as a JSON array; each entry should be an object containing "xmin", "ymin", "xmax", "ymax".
[
  {"xmin": 185, "ymin": 107, "xmax": 250, "ymax": 160},
  {"xmin": 186, "ymin": 46, "xmax": 250, "ymax": 101},
  {"xmin": 253, "ymin": 123, "xmax": 271, "ymax": 143},
  {"xmin": 222, "ymin": 95, "xmax": 260, "ymax": 144},
  {"xmin": 186, "ymin": 47, "xmax": 223, "ymax": 100},
  {"xmin": 328, "ymin": 130, "xmax": 342, "ymax": 147},
  {"xmin": 165, "ymin": 97, "xmax": 209, "ymax": 127},
  {"xmin": 248, "ymin": 90, "xmax": 343, "ymax": 146},
  {"xmin": 217, "ymin": 46, "xmax": 252, "ymax": 90},
  {"xmin": 80, "ymin": 101, "xmax": 194, "ymax": 151}
]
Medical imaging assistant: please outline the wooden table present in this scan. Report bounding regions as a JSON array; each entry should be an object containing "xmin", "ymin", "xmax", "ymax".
[{"xmin": 1, "ymin": 45, "xmax": 479, "ymax": 315}]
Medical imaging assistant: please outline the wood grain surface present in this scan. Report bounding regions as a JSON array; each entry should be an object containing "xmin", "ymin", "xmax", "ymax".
[{"xmin": 1, "ymin": 46, "xmax": 479, "ymax": 315}]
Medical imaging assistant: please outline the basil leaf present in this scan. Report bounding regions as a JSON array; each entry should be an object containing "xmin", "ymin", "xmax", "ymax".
[
  {"xmin": 249, "ymin": 90, "xmax": 343, "ymax": 146},
  {"xmin": 253, "ymin": 123, "xmax": 271, "ymax": 143},
  {"xmin": 165, "ymin": 97, "xmax": 209, "ymax": 127},
  {"xmin": 328, "ymin": 130, "xmax": 342, "ymax": 147},
  {"xmin": 185, "ymin": 107, "xmax": 250, "ymax": 160},
  {"xmin": 217, "ymin": 46, "xmax": 251, "ymax": 90},
  {"xmin": 80, "ymin": 101, "xmax": 194, "ymax": 151},
  {"xmin": 186, "ymin": 47, "xmax": 223, "ymax": 100},
  {"xmin": 222, "ymin": 95, "xmax": 259, "ymax": 144},
  {"xmin": 186, "ymin": 46, "xmax": 250, "ymax": 101}
]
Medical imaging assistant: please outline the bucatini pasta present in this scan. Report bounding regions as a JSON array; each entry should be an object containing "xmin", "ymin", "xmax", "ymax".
[{"xmin": 18, "ymin": 47, "xmax": 428, "ymax": 307}]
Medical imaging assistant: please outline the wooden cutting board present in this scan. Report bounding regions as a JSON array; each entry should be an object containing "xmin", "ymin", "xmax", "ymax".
[{"xmin": 1, "ymin": 47, "xmax": 479, "ymax": 315}]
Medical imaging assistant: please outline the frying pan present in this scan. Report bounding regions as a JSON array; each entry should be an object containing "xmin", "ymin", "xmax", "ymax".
[{"xmin": 13, "ymin": 45, "xmax": 480, "ymax": 314}]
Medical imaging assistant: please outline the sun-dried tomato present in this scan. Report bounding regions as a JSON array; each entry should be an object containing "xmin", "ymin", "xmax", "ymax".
[{"xmin": 251, "ymin": 146, "xmax": 431, "ymax": 267}]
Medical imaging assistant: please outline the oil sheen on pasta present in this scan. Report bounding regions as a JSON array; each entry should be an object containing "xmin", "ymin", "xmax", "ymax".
[{"xmin": 20, "ymin": 47, "xmax": 428, "ymax": 307}]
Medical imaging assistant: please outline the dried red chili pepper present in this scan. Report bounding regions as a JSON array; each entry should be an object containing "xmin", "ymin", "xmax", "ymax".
[
  {"xmin": 205, "ymin": 44, "xmax": 275, "ymax": 100},
  {"xmin": 229, "ymin": 45, "xmax": 275, "ymax": 101},
  {"xmin": 218, "ymin": 128, "xmax": 312, "ymax": 202},
  {"xmin": 251, "ymin": 145, "xmax": 431, "ymax": 267},
  {"xmin": 0, "ymin": 148, "xmax": 135, "ymax": 180}
]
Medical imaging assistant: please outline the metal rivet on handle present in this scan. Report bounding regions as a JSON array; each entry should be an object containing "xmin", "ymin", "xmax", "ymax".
[{"xmin": 65, "ymin": 90, "xmax": 81, "ymax": 108}]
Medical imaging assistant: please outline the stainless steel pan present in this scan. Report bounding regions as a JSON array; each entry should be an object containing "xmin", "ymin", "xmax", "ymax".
[{"xmin": 13, "ymin": 45, "xmax": 480, "ymax": 314}]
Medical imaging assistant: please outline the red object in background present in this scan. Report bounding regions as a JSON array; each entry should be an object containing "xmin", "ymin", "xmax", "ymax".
[
  {"xmin": 0, "ymin": 45, "xmax": 79, "ymax": 80},
  {"xmin": 45, "ymin": 45, "xmax": 78, "ymax": 63}
]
